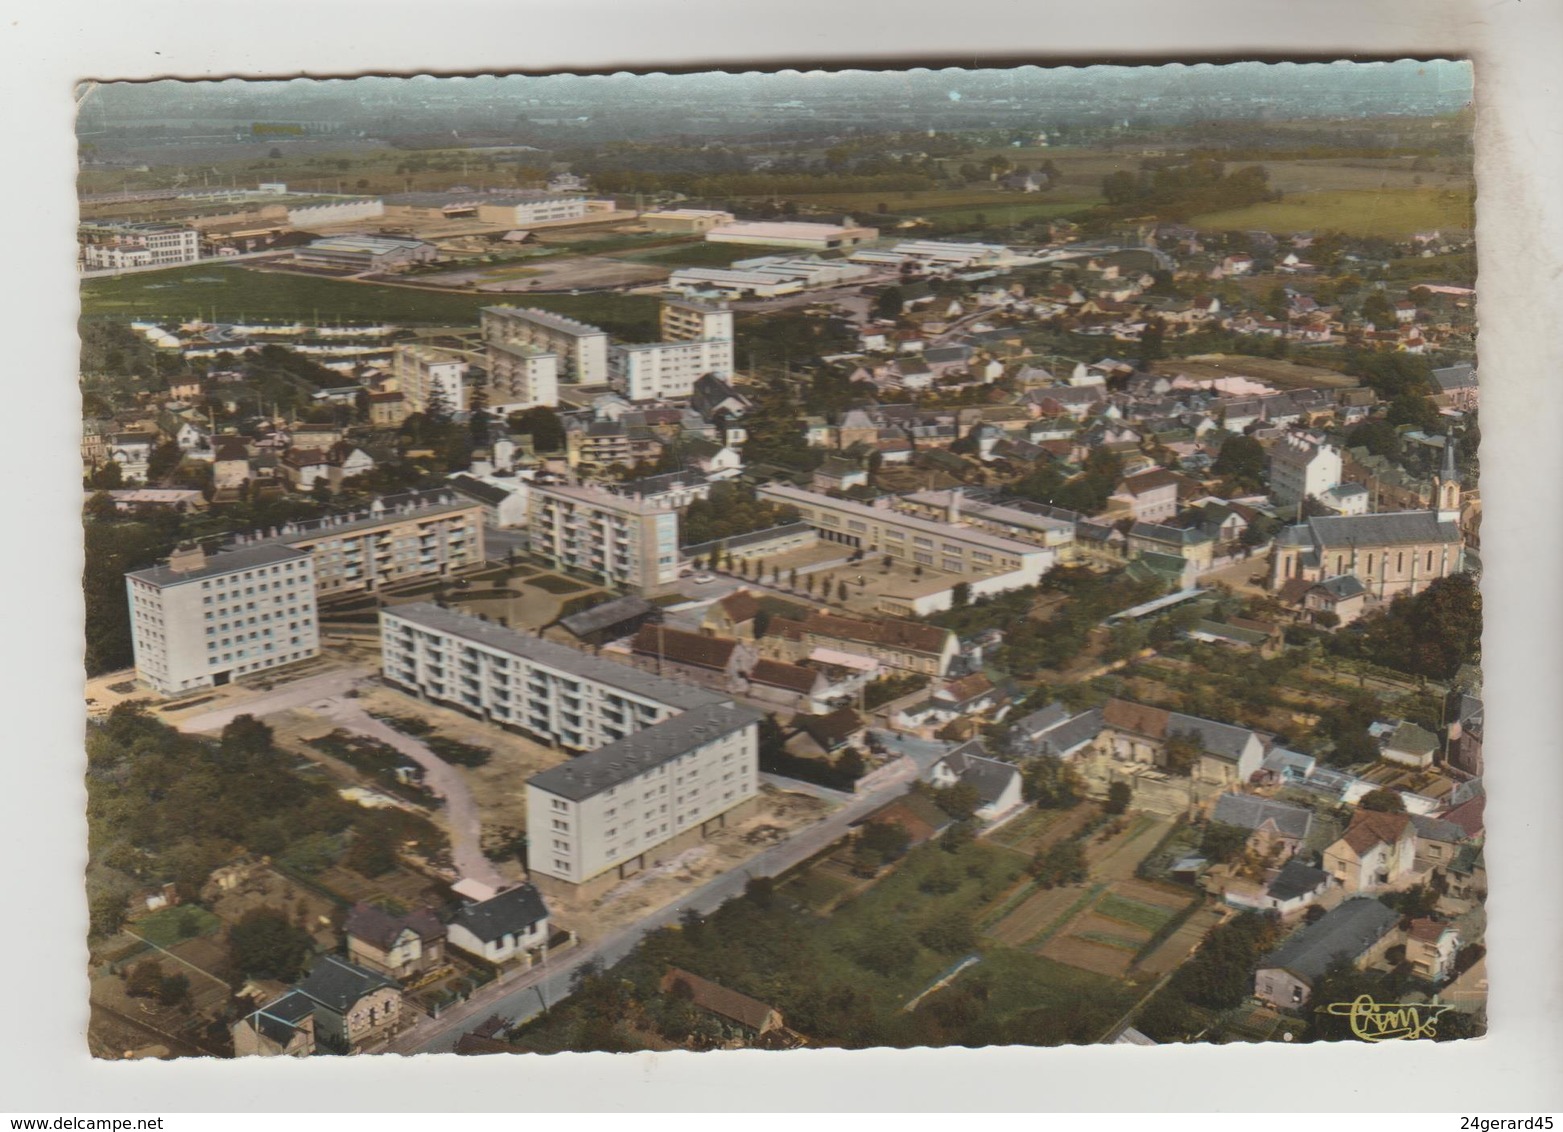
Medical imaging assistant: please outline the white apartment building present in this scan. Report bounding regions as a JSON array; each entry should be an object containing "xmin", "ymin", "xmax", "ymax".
[
  {"xmin": 125, "ymin": 542, "xmax": 319, "ymax": 695},
  {"xmin": 481, "ymin": 306, "xmax": 609, "ymax": 385},
  {"xmin": 1269, "ymin": 434, "xmax": 1343, "ymax": 508},
  {"xmin": 756, "ymin": 483, "xmax": 1055, "ymax": 584},
  {"xmin": 486, "ymin": 341, "xmax": 561, "ymax": 413},
  {"xmin": 377, "ymin": 603, "xmax": 761, "ymax": 891},
  {"xmin": 392, "ymin": 342, "xmax": 470, "ymax": 414},
  {"xmin": 222, "ymin": 490, "xmax": 485, "ymax": 596},
  {"xmin": 527, "ymin": 480, "xmax": 682, "ymax": 595},
  {"xmin": 80, "ymin": 222, "xmax": 201, "ymax": 270},
  {"xmin": 609, "ymin": 338, "xmax": 734, "ymax": 401},
  {"xmin": 475, "ymin": 194, "xmax": 591, "ymax": 227},
  {"xmin": 528, "ymin": 700, "xmax": 760, "ymax": 888},
  {"xmin": 659, "ymin": 297, "xmax": 733, "ymax": 346}
]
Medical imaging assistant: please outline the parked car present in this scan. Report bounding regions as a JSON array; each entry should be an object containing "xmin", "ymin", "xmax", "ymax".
[{"xmin": 692, "ymin": 572, "xmax": 715, "ymax": 584}]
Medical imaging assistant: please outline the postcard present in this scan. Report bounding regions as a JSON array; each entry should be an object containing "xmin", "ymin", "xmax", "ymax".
[{"xmin": 76, "ymin": 61, "xmax": 1487, "ymax": 1063}]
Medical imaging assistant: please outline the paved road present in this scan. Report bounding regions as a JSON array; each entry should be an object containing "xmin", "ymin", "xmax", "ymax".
[
  {"xmin": 173, "ymin": 668, "xmax": 370, "ymax": 735},
  {"xmin": 318, "ymin": 697, "xmax": 507, "ymax": 890},
  {"xmin": 387, "ymin": 753, "xmax": 924, "ymax": 1054}
]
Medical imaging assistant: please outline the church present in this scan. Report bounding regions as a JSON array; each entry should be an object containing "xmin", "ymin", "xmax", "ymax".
[{"xmin": 1268, "ymin": 441, "xmax": 1465, "ymax": 602}]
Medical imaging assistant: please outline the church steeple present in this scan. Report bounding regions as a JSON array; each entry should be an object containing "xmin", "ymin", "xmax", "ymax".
[{"xmin": 1434, "ymin": 435, "xmax": 1462, "ymax": 522}]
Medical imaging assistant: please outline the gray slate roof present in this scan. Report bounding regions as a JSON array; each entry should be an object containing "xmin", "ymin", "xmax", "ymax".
[
  {"xmin": 1166, "ymin": 712, "xmax": 1258, "ymax": 764},
  {"xmin": 559, "ymin": 594, "xmax": 656, "ymax": 638},
  {"xmin": 1037, "ymin": 709, "xmax": 1104, "ymax": 757},
  {"xmin": 1266, "ymin": 859, "xmax": 1331, "ymax": 903},
  {"xmin": 1212, "ymin": 793, "xmax": 1313, "ymax": 840},
  {"xmin": 450, "ymin": 884, "xmax": 550, "ymax": 944},
  {"xmin": 1259, "ymin": 898, "xmax": 1398, "ymax": 984},
  {"xmin": 250, "ymin": 988, "xmax": 316, "ymax": 1046},
  {"xmin": 383, "ymin": 603, "xmax": 722, "ymax": 713},
  {"xmin": 295, "ymin": 955, "xmax": 398, "ymax": 1014},
  {"xmin": 530, "ymin": 700, "xmax": 762, "ymax": 802},
  {"xmin": 1307, "ymin": 512, "xmax": 1460, "ymax": 548},
  {"xmin": 1410, "ymin": 813, "xmax": 1467, "ymax": 844},
  {"xmin": 938, "ymin": 742, "xmax": 1021, "ymax": 806}
]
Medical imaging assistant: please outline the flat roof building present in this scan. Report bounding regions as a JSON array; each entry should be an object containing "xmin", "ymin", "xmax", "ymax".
[
  {"xmin": 527, "ymin": 480, "xmax": 681, "ymax": 595},
  {"xmin": 297, "ymin": 235, "xmax": 437, "ymax": 273},
  {"xmin": 642, "ymin": 208, "xmax": 735, "ymax": 234},
  {"xmin": 705, "ymin": 220, "xmax": 878, "ymax": 251},
  {"xmin": 481, "ymin": 306, "xmax": 608, "ymax": 386},
  {"xmin": 125, "ymin": 541, "xmax": 319, "ymax": 695},
  {"xmin": 378, "ymin": 603, "xmax": 759, "ymax": 893}
]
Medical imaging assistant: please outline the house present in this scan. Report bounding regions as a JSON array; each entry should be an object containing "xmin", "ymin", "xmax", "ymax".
[
  {"xmin": 745, "ymin": 658, "xmax": 829, "ymax": 714},
  {"xmin": 1253, "ymin": 898, "xmax": 1400, "ymax": 1009},
  {"xmin": 1381, "ymin": 721, "xmax": 1439, "ymax": 769},
  {"xmin": 292, "ymin": 955, "xmax": 403, "ymax": 1054},
  {"xmin": 1322, "ymin": 810, "xmax": 1418, "ymax": 894},
  {"xmin": 1406, "ymin": 918, "xmax": 1460, "ymax": 983},
  {"xmin": 1106, "ymin": 469, "xmax": 1181, "ymax": 523},
  {"xmin": 1098, "ymin": 699, "xmax": 1266, "ymax": 786},
  {"xmin": 1278, "ymin": 574, "xmax": 1370, "ymax": 627},
  {"xmin": 661, "ymin": 967, "xmax": 786, "ymax": 1041},
  {"xmin": 861, "ymin": 791, "xmax": 953, "ymax": 849},
  {"xmin": 232, "ymin": 988, "xmax": 318, "ymax": 1057},
  {"xmin": 702, "ymin": 589, "xmax": 764, "ymax": 640},
  {"xmin": 445, "ymin": 883, "xmax": 552, "ymax": 967},
  {"xmin": 343, "ymin": 903, "xmax": 446, "ymax": 981},
  {"xmin": 212, "ymin": 438, "xmax": 253, "ymax": 489},
  {"xmin": 1209, "ymin": 793, "xmax": 1314, "ymax": 859},
  {"xmin": 327, "ymin": 442, "xmax": 376, "ymax": 489},
  {"xmin": 1410, "ymin": 813, "xmax": 1467, "ymax": 872},
  {"xmin": 927, "ymin": 741, "xmax": 1024, "ymax": 823},
  {"xmin": 631, "ymin": 625, "xmax": 752, "ymax": 691},
  {"xmin": 789, "ymin": 706, "xmax": 866, "ymax": 756},
  {"xmin": 282, "ymin": 448, "xmax": 333, "ymax": 491},
  {"xmin": 1261, "ymin": 858, "xmax": 1334, "ymax": 916},
  {"xmin": 813, "ymin": 455, "xmax": 869, "ymax": 494}
]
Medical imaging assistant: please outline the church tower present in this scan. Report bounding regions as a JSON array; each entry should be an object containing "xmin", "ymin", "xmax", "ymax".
[{"xmin": 1434, "ymin": 437, "xmax": 1462, "ymax": 524}]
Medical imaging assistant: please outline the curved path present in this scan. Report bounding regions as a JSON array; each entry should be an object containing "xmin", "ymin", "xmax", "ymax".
[{"xmin": 318, "ymin": 697, "xmax": 507, "ymax": 891}]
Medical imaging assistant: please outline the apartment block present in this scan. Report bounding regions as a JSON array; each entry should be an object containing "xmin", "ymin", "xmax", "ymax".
[
  {"xmin": 223, "ymin": 490, "xmax": 485, "ymax": 596},
  {"xmin": 1270, "ymin": 434, "xmax": 1343, "ymax": 508},
  {"xmin": 377, "ymin": 603, "xmax": 761, "ymax": 892},
  {"xmin": 486, "ymin": 341, "xmax": 561, "ymax": 413},
  {"xmin": 481, "ymin": 306, "xmax": 609, "ymax": 385},
  {"xmin": 526, "ymin": 480, "xmax": 681, "ymax": 595},
  {"xmin": 125, "ymin": 542, "xmax": 319, "ymax": 695},
  {"xmin": 609, "ymin": 338, "xmax": 734, "ymax": 402},
  {"xmin": 392, "ymin": 342, "xmax": 470, "ymax": 415},
  {"xmin": 660, "ymin": 297, "xmax": 734, "ymax": 345}
]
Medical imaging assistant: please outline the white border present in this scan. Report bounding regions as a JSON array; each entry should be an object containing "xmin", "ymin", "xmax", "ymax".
[{"xmin": 4, "ymin": 0, "xmax": 1561, "ymax": 1112}]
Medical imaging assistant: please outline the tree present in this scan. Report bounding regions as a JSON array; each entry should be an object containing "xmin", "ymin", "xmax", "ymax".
[
  {"xmin": 508, "ymin": 406, "xmax": 566, "ymax": 453},
  {"xmin": 1030, "ymin": 839, "xmax": 1086, "ymax": 888},
  {"xmin": 951, "ymin": 582, "xmax": 971, "ymax": 608},
  {"xmin": 87, "ymin": 461, "xmax": 124, "ymax": 491},
  {"xmin": 127, "ymin": 960, "xmax": 166, "ymax": 999},
  {"xmin": 1105, "ymin": 780, "xmax": 1132, "ymax": 816},
  {"xmin": 1198, "ymin": 821, "xmax": 1250, "ymax": 865},
  {"xmin": 929, "ymin": 781, "xmax": 983, "ymax": 822},
  {"xmin": 1022, "ymin": 755, "xmax": 1081, "ymax": 809},
  {"xmin": 837, "ymin": 581, "xmax": 849, "ymax": 603},
  {"xmin": 1359, "ymin": 788, "xmax": 1406, "ymax": 813},
  {"xmin": 1164, "ymin": 730, "xmax": 1205, "ymax": 777},
  {"xmin": 855, "ymin": 821, "xmax": 911, "ymax": 871},
  {"xmin": 874, "ymin": 286, "xmax": 906, "ymax": 322},
  {"xmin": 1212, "ymin": 434, "xmax": 1267, "ymax": 491},
  {"xmin": 228, "ymin": 906, "xmax": 312, "ymax": 982}
]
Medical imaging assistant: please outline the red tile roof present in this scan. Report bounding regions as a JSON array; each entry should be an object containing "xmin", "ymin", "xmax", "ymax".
[
  {"xmin": 661, "ymin": 968, "xmax": 781, "ymax": 1032},
  {"xmin": 1340, "ymin": 809, "xmax": 1414, "ymax": 855},
  {"xmin": 748, "ymin": 658, "xmax": 819, "ymax": 694},
  {"xmin": 1102, "ymin": 698, "xmax": 1170, "ymax": 739},
  {"xmin": 631, "ymin": 625, "xmax": 738, "ymax": 672}
]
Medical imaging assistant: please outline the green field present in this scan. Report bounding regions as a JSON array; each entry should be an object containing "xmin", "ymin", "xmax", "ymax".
[
  {"xmin": 80, "ymin": 263, "xmax": 663, "ymax": 333},
  {"xmin": 608, "ymin": 241, "xmax": 782, "ymax": 268},
  {"xmin": 1094, "ymin": 893, "xmax": 1176, "ymax": 933},
  {"xmin": 130, "ymin": 904, "xmax": 222, "ymax": 947},
  {"xmin": 1189, "ymin": 187, "xmax": 1474, "ymax": 238}
]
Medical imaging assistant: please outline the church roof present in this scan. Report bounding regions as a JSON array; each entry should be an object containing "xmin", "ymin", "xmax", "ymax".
[{"xmin": 1305, "ymin": 512, "xmax": 1460, "ymax": 549}]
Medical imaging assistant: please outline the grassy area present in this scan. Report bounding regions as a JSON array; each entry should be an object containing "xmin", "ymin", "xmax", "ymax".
[
  {"xmin": 950, "ymin": 947, "xmax": 1134, "ymax": 1023},
  {"xmin": 527, "ymin": 574, "xmax": 590, "ymax": 594},
  {"xmin": 1095, "ymin": 893, "xmax": 1176, "ymax": 933},
  {"xmin": 80, "ymin": 263, "xmax": 662, "ymax": 331},
  {"xmin": 1189, "ymin": 187, "xmax": 1473, "ymax": 238},
  {"xmin": 131, "ymin": 904, "xmax": 222, "ymax": 948},
  {"xmin": 608, "ymin": 241, "xmax": 782, "ymax": 268},
  {"xmin": 778, "ymin": 867, "xmax": 855, "ymax": 912}
]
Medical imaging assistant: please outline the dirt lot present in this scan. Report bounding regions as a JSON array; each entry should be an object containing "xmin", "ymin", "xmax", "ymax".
[
  {"xmin": 1168, "ymin": 354, "xmax": 1358, "ymax": 390},
  {"xmin": 553, "ymin": 784, "xmax": 835, "ymax": 940}
]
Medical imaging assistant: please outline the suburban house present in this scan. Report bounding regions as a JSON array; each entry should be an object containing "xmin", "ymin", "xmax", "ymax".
[
  {"xmin": 769, "ymin": 611, "xmax": 959, "ymax": 677},
  {"xmin": 1209, "ymin": 793, "xmax": 1314, "ymax": 859},
  {"xmin": 291, "ymin": 955, "xmax": 403, "ymax": 1054},
  {"xmin": 558, "ymin": 593, "xmax": 659, "ymax": 647},
  {"xmin": 1253, "ymin": 898, "xmax": 1399, "ymax": 1009},
  {"xmin": 1322, "ymin": 810, "xmax": 1418, "ymax": 894},
  {"xmin": 788, "ymin": 706, "xmax": 867, "ymax": 757},
  {"xmin": 1380, "ymin": 721, "xmax": 1440, "ymax": 769},
  {"xmin": 344, "ymin": 903, "xmax": 446, "ymax": 981},
  {"xmin": 660, "ymin": 967, "xmax": 788, "ymax": 1044},
  {"xmin": 1213, "ymin": 856, "xmax": 1334, "ymax": 917},
  {"xmin": 744, "ymin": 657, "xmax": 831, "ymax": 714},
  {"xmin": 445, "ymin": 883, "xmax": 552, "ymax": 967},
  {"xmin": 927, "ymin": 741, "xmax": 1024, "ymax": 823},
  {"xmin": 630, "ymin": 624, "xmax": 753, "ymax": 692},
  {"xmin": 231, "ymin": 988, "xmax": 318, "ymax": 1058},
  {"xmin": 1406, "ymin": 918, "xmax": 1461, "ymax": 983},
  {"xmin": 1096, "ymin": 699, "xmax": 1266, "ymax": 786}
]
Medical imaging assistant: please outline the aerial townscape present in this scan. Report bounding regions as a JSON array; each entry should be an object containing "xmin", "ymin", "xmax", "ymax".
[{"xmin": 79, "ymin": 62, "xmax": 1485, "ymax": 1059}]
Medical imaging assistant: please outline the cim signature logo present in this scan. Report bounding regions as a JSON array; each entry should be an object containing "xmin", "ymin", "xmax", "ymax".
[{"xmin": 1318, "ymin": 994, "xmax": 1457, "ymax": 1041}]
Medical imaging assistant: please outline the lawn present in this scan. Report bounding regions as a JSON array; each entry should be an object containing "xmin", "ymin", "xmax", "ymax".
[
  {"xmin": 526, "ymin": 574, "xmax": 590, "ymax": 595},
  {"xmin": 1094, "ymin": 893, "xmax": 1176, "ymax": 933},
  {"xmin": 1189, "ymin": 187, "xmax": 1474, "ymax": 238},
  {"xmin": 80, "ymin": 263, "xmax": 663, "ymax": 333},
  {"xmin": 130, "ymin": 904, "xmax": 222, "ymax": 948},
  {"xmin": 608, "ymin": 241, "xmax": 782, "ymax": 268}
]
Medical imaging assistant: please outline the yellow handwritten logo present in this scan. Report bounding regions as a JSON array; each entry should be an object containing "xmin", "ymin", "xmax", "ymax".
[{"xmin": 1318, "ymin": 994, "xmax": 1456, "ymax": 1041}]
